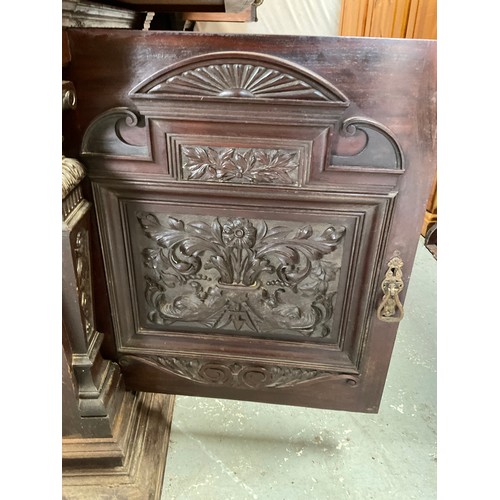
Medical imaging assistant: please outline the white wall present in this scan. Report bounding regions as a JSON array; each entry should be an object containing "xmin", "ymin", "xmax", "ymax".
[{"xmin": 195, "ymin": 0, "xmax": 342, "ymax": 36}]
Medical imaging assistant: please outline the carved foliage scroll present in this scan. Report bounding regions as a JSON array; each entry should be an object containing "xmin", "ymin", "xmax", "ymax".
[
  {"xmin": 137, "ymin": 212, "xmax": 345, "ymax": 339},
  {"xmin": 121, "ymin": 355, "xmax": 360, "ymax": 389}
]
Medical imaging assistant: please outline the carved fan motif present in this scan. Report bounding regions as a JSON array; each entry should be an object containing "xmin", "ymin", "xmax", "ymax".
[{"xmin": 148, "ymin": 63, "xmax": 332, "ymax": 101}]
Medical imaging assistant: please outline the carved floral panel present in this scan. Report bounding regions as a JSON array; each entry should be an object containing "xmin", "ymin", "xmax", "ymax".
[
  {"xmin": 181, "ymin": 146, "xmax": 300, "ymax": 185},
  {"xmin": 136, "ymin": 212, "xmax": 345, "ymax": 339}
]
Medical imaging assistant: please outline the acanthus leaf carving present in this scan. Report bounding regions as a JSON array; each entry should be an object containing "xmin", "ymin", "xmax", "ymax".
[{"xmin": 137, "ymin": 212, "xmax": 345, "ymax": 338}]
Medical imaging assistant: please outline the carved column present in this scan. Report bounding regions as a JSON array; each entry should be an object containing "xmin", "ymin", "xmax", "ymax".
[{"xmin": 62, "ymin": 155, "xmax": 124, "ymax": 428}]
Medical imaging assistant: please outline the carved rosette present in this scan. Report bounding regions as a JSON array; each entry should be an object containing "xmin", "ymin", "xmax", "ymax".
[
  {"xmin": 137, "ymin": 212, "xmax": 345, "ymax": 339},
  {"xmin": 181, "ymin": 146, "xmax": 300, "ymax": 185},
  {"xmin": 121, "ymin": 355, "xmax": 360, "ymax": 389}
]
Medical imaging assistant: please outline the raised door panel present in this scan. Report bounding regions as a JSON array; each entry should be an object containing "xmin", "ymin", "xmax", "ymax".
[{"xmin": 66, "ymin": 30, "xmax": 436, "ymax": 412}]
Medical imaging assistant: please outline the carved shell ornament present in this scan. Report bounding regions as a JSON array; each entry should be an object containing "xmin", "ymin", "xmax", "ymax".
[
  {"xmin": 148, "ymin": 63, "xmax": 332, "ymax": 100},
  {"xmin": 129, "ymin": 52, "xmax": 350, "ymax": 104}
]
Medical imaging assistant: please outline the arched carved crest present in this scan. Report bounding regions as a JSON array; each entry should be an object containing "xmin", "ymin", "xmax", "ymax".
[
  {"xmin": 81, "ymin": 52, "xmax": 403, "ymax": 174},
  {"xmin": 130, "ymin": 51, "xmax": 350, "ymax": 105}
]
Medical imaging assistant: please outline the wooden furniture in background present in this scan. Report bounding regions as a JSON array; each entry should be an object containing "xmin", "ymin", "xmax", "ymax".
[
  {"xmin": 339, "ymin": 0, "xmax": 437, "ymax": 242},
  {"xmin": 65, "ymin": 30, "xmax": 436, "ymax": 414}
]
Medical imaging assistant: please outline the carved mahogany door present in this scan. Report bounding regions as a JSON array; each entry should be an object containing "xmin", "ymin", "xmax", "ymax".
[{"xmin": 66, "ymin": 30, "xmax": 436, "ymax": 413}]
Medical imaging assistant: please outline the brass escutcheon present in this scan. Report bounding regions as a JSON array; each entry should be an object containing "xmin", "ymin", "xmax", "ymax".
[{"xmin": 377, "ymin": 252, "xmax": 404, "ymax": 322}]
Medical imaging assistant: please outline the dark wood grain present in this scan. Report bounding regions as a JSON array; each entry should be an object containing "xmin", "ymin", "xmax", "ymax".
[{"xmin": 66, "ymin": 29, "xmax": 436, "ymax": 413}]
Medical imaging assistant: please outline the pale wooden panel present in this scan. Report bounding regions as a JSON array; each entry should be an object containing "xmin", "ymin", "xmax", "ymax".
[
  {"xmin": 340, "ymin": 0, "xmax": 435, "ymax": 39},
  {"xmin": 364, "ymin": 0, "xmax": 412, "ymax": 38},
  {"xmin": 406, "ymin": 0, "xmax": 437, "ymax": 39},
  {"xmin": 339, "ymin": 0, "xmax": 369, "ymax": 36}
]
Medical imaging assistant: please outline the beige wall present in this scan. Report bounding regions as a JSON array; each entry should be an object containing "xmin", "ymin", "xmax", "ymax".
[{"xmin": 195, "ymin": 0, "xmax": 342, "ymax": 36}]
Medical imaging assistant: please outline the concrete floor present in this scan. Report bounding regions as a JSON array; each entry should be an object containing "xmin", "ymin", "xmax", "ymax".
[{"xmin": 161, "ymin": 239, "xmax": 436, "ymax": 499}]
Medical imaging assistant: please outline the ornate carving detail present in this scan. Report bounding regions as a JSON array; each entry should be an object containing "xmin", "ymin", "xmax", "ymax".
[
  {"xmin": 130, "ymin": 52, "xmax": 349, "ymax": 104},
  {"xmin": 331, "ymin": 116, "xmax": 404, "ymax": 170},
  {"xmin": 137, "ymin": 212, "xmax": 345, "ymax": 338},
  {"xmin": 81, "ymin": 108, "xmax": 149, "ymax": 158},
  {"xmin": 75, "ymin": 230, "xmax": 95, "ymax": 340},
  {"xmin": 62, "ymin": 156, "xmax": 85, "ymax": 219},
  {"xmin": 121, "ymin": 355, "xmax": 360, "ymax": 389},
  {"xmin": 181, "ymin": 146, "xmax": 299, "ymax": 185},
  {"xmin": 147, "ymin": 62, "xmax": 334, "ymax": 101},
  {"xmin": 62, "ymin": 156, "xmax": 85, "ymax": 199}
]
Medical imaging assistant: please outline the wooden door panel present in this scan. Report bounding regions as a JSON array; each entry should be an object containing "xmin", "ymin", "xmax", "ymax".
[
  {"xmin": 66, "ymin": 30, "xmax": 436, "ymax": 412},
  {"xmin": 93, "ymin": 181, "xmax": 393, "ymax": 366}
]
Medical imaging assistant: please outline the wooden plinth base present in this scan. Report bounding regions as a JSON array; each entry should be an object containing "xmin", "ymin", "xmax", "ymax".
[{"xmin": 63, "ymin": 391, "xmax": 175, "ymax": 499}]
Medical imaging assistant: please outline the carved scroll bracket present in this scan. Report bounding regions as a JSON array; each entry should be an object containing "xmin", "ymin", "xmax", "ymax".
[
  {"xmin": 331, "ymin": 116, "xmax": 405, "ymax": 170},
  {"xmin": 81, "ymin": 107, "xmax": 149, "ymax": 158}
]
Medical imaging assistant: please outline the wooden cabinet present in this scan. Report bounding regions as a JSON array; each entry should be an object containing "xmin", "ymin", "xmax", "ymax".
[{"xmin": 65, "ymin": 30, "xmax": 436, "ymax": 413}]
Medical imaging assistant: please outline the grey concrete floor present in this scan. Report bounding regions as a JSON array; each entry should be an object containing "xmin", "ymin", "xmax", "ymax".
[{"xmin": 161, "ymin": 239, "xmax": 436, "ymax": 500}]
